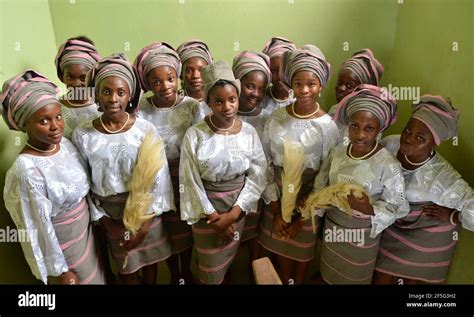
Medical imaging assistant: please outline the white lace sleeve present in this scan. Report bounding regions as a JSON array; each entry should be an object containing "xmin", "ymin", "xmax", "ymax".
[
  {"xmin": 235, "ymin": 129, "xmax": 268, "ymax": 214},
  {"xmin": 179, "ymin": 128, "xmax": 216, "ymax": 224},
  {"xmin": 3, "ymin": 162, "xmax": 68, "ymax": 284},
  {"xmin": 260, "ymin": 117, "xmax": 279, "ymax": 204},
  {"xmin": 370, "ymin": 161, "xmax": 409, "ymax": 238}
]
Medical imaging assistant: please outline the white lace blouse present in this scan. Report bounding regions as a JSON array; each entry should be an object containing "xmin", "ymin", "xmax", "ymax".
[
  {"xmin": 137, "ymin": 96, "xmax": 204, "ymax": 161},
  {"xmin": 3, "ymin": 138, "xmax": 90, "ymax": 283},
  {"xmin": 61, "ymin": 103, "xmax": 100, "ymax": 139},
  {"xmin": 312, "ymin": 142, "xmax": 410, "ymax": 238},
  {"xmin": 72, "ymin": 117, "xmax": 175, "ymax": 220},
  {"xmin": 179, "ymin": 121, "xmax": 268, "ymax": 224}
]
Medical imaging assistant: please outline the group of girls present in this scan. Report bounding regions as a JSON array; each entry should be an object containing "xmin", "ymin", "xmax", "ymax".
[{"xmin": 1, "ymin": 35, "xmax": 473, "ymax": 285}]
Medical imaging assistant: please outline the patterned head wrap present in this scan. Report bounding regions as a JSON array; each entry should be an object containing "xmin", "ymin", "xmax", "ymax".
[
  {"xmin": 202, "ymin": 61, "xmax": 241, "ymax": 102},
  {"xmin": 0, "ymin": 70, "xmax": 60, "ymax": 131},
  {"xmin": 262, "ymin": 36, "xmax": 296, "ymax": 58},
  {"xmin": 86, "ymin": 53, "xmax": 141, "ymax": 112},
  {"xmin": 176, "ymin": 39, "xmax": 212, "ymax": 75},
  {"xmin": 334, "ymin": 84, "xmax": 397, "ymax": 132},
  {"xmin": 411, "ymin": 95, "xmax": 459, "ymax": 145},
  {"xmin": 281, "ymin": 44, "xmax": 331, "ymax": 87},
  {"xmin": 340, "ymin": 48, "xmax": 384, "ymax": 86},
  {"xmin": 134, "ymin": 42, "xmax": 181, "ymax": 92},
  {"xmin": 232, "ymin": 50, "xmax": 271, "ymax": 86},
  {"xmin": 55, "ymin": 39, "xmax": 101, "ymax": 81}
]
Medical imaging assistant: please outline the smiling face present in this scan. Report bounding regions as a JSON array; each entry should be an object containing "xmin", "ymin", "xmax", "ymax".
[
  {"xmin": 399, "ymin": 117, "xmax": 436, "ymax": 159},
  {"xmin": 335, "ymin": 69, "xmax": 361, "ymax": 103},
  {"xmin": 183, "ymin": 56, "xmax": 207, "ymax": 94},
  {"xmin": 97, "ymin": 76, "xmax": 131, "ymax": 121},
  {"xmin": 348, "ymin": 110, "xmax": 381, "ymax": 154},
  {"xmin": 24, "ymin": 103, "xmax": 64, "ymax": 147},
  {"xmin": 291, "ymin": 71, "xmax": 321, "ymax": 104},
  {"xmin": 239, "ymin": 71, "xmax": 267, "ymax": 110},
  {"xmin": 208, "ymin": 83, "xmax": 239, "ymax": 123},
  {"xmin": 146, "ymin": 66, "xmax": 178, "ymax": 106}
]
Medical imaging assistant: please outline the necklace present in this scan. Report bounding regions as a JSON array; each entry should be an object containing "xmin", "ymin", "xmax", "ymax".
[
  {"xmin": 184, "ymin": 90, "xmax": 203, "ymax": 102},
  {"xmin": 269, "ymin": 86, "xmax": 288, "ymax": 102},
  {"xmin": 151, "ymin": 93, "xmax": 179, "ymax": 109},
  {"xmin": 404, "ymin": 151, "xmax": 434, "ymax": 166},
  {"xmin": 348, "ymin": 142, "xmax": 379, "ymax": 160},
  {"xmin": 64, "ymin": 97, "xmax": 93, "ymax": 107},
  {"xmin": 100, "ymin": 112, "xmax": 130, "ymax": 134},
  {"xmin": 209, "ymin": 115, "xmax": 235, "ymax": 132},
  {"xmin": 238, "ymin": 106, "xmax": 258, "ymax": 115},
  {"xmin": 291, "ymin": 102, "xmax": 320, "ymax": 119},
  {"xmin": 26, "ymin": 142, "xmax": 57, "ymax": 153}
]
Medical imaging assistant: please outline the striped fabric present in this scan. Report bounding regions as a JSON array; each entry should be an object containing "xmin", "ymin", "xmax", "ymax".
[
  {"xmin": 334, "ymin": 84, "xmax": 397, "ymax": 133},
  {"xmin": 375, "ymin": 202, "xmax": 459, "ymax": 283},
  {"xmin": 162, "ymin": 158, "xmax": 193, "ymax": 254},
  {"xmin": 0, "ymin": 70, "xmax": 60, "ymax": 131},
  {"xmin": 340, "ymin": 49, "xmax": 384, "ymax": 86},
  {"xmin": 93, "ymin": 193, "xmax": 171, "ymax": 274},
  {"xmin": 134, "ymin": 42, "xmax": 181, "ymax": 92},
  {"xmin": 241, "ymin": 199, "xmax": 263, "ymax": 242},
  {"xmin": 258, "ymin": 168, "xmax": 319, "ymax": 262},
  {"xmin": 320, "ymin": 207, "xmax": 380, "ymax": 284},
  {"xmin": 192, "ymin": 175, "xmax": 245, "ymax": 285},
  {"xmin": 55, "ymin": 39, "xmax": 101, "ymax": 80},
  {"xmin": 51, "ymin": 199, "xmax": 106, "ymax": 284},
  {"xmin": 411, "ymin": 95, "xmax": 459, "ymax": 145}
]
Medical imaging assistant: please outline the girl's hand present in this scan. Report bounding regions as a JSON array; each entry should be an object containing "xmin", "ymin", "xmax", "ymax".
[
  {"xmin": 347, "ymin": 192, "xmax": 374, "ymax": 215},
  {"xmin": 121, "ymin": 218, "xmax": 153, "ymax": 251},
  {"xmin": 59, "ymin": 271, "xmax": 80, "ymax": 285},
  {"xmin": 272, "ymin": 212, "xmax": 290, "ymax": 238},
  {"xmin": 422, "ymin": 204, "xmax": 454, "ymax": 222},
  {"xmin": 207, "ymin": 206, "xmax": 241, "ymax": 232},
  {"xmin": 284, "ymin": 217, "xmax": 304, "ymax": 239}
]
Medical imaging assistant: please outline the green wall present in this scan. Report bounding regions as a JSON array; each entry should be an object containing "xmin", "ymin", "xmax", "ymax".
[
  {"xmin": 382, "ymin": 0, "xmax": 474, "ymax": 283},
  {"xmin": 0, "ymin": 0, "xmax": 472, "ymax": 284}
]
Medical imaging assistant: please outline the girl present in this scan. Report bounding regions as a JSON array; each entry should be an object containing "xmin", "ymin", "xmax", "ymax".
[
  {"xmin": 179, "ymin": 60, "xmax": 267, "ymax": 284},
  {"xmin": 258, "ymin": 45, "xmax": 339, "ymax": 284},
  {"xmin": 134, "ymin": 42, "xmax": 203, "ymax": 284},
  {"xmin": 232, "ymin": 50, "xmax": 272, "ymax": 269},
  {"xmin": 374, "ymin": 95, "xmax": 474, "ymax": 284},
  {"xmin": 2, "ymin": 70, "xmax": 105, "ymax": 284},
  {"xmin": 261, "ymin": 36, "xmax": 296, "ymax": 112},
  {"xmin": 54, "ymin": 36, "xmax": 101, "ymax": 139},
  {"xmin": 328, "ymin": 49, "xmax": 384, "ymax": 117},
  {"xmin": 313, "ymin": 84, "xmax": 409, "ymax": 284},
  {"xmin": 177, "ymin": 39, "xmax": 213, "ymax": 115},
  {"xmin": 73, "ymin": 53, "xmax": 174, "ymax": 285}
]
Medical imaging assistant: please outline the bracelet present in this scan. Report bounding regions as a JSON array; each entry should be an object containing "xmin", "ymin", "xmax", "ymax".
[{"xmin": 449, "ymin": 211, "xmax": 460, "ymax": 226}]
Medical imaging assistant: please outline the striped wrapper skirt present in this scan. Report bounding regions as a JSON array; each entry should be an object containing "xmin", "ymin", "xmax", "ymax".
[
  {"xmin": 320, "ymin": 207, "xmax": 380, "ymax": 284},
  {"xmin": 51, "ymin": 198, "xmax": 106, "ymax": 284},
  {"xmin": 192, "ymin": 175, "xmax": 246, "ymax": 285},
  {"xmin": 161, "ymin": 158, "xmax": 193, "ymax": 254},
  {"xmin": 92, "ymin": 192, "xmax": 171, "ymax": 275},
  {"xmin": 241, "ymin": 199, "xmax": 263, "ymax": 242},
  {"xmin": 258, "ymin": 167, "xmax": 319, "ymax": 262},
  {"xmin": 375, "ymin": 202, "xmax": 459, "ymax": 283}
]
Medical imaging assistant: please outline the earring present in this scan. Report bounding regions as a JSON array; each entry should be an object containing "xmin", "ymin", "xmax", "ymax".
[
  {"xmin": 178, "ymin": 89, "xmax": 185, "ymax": 99},
  {"xmin": 288, "ymin": 89, "xmax": 294, "ymax": 99},
  {"xmin": 319, "ymin": 91, "xmax": 322, "ymax": 98}
]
